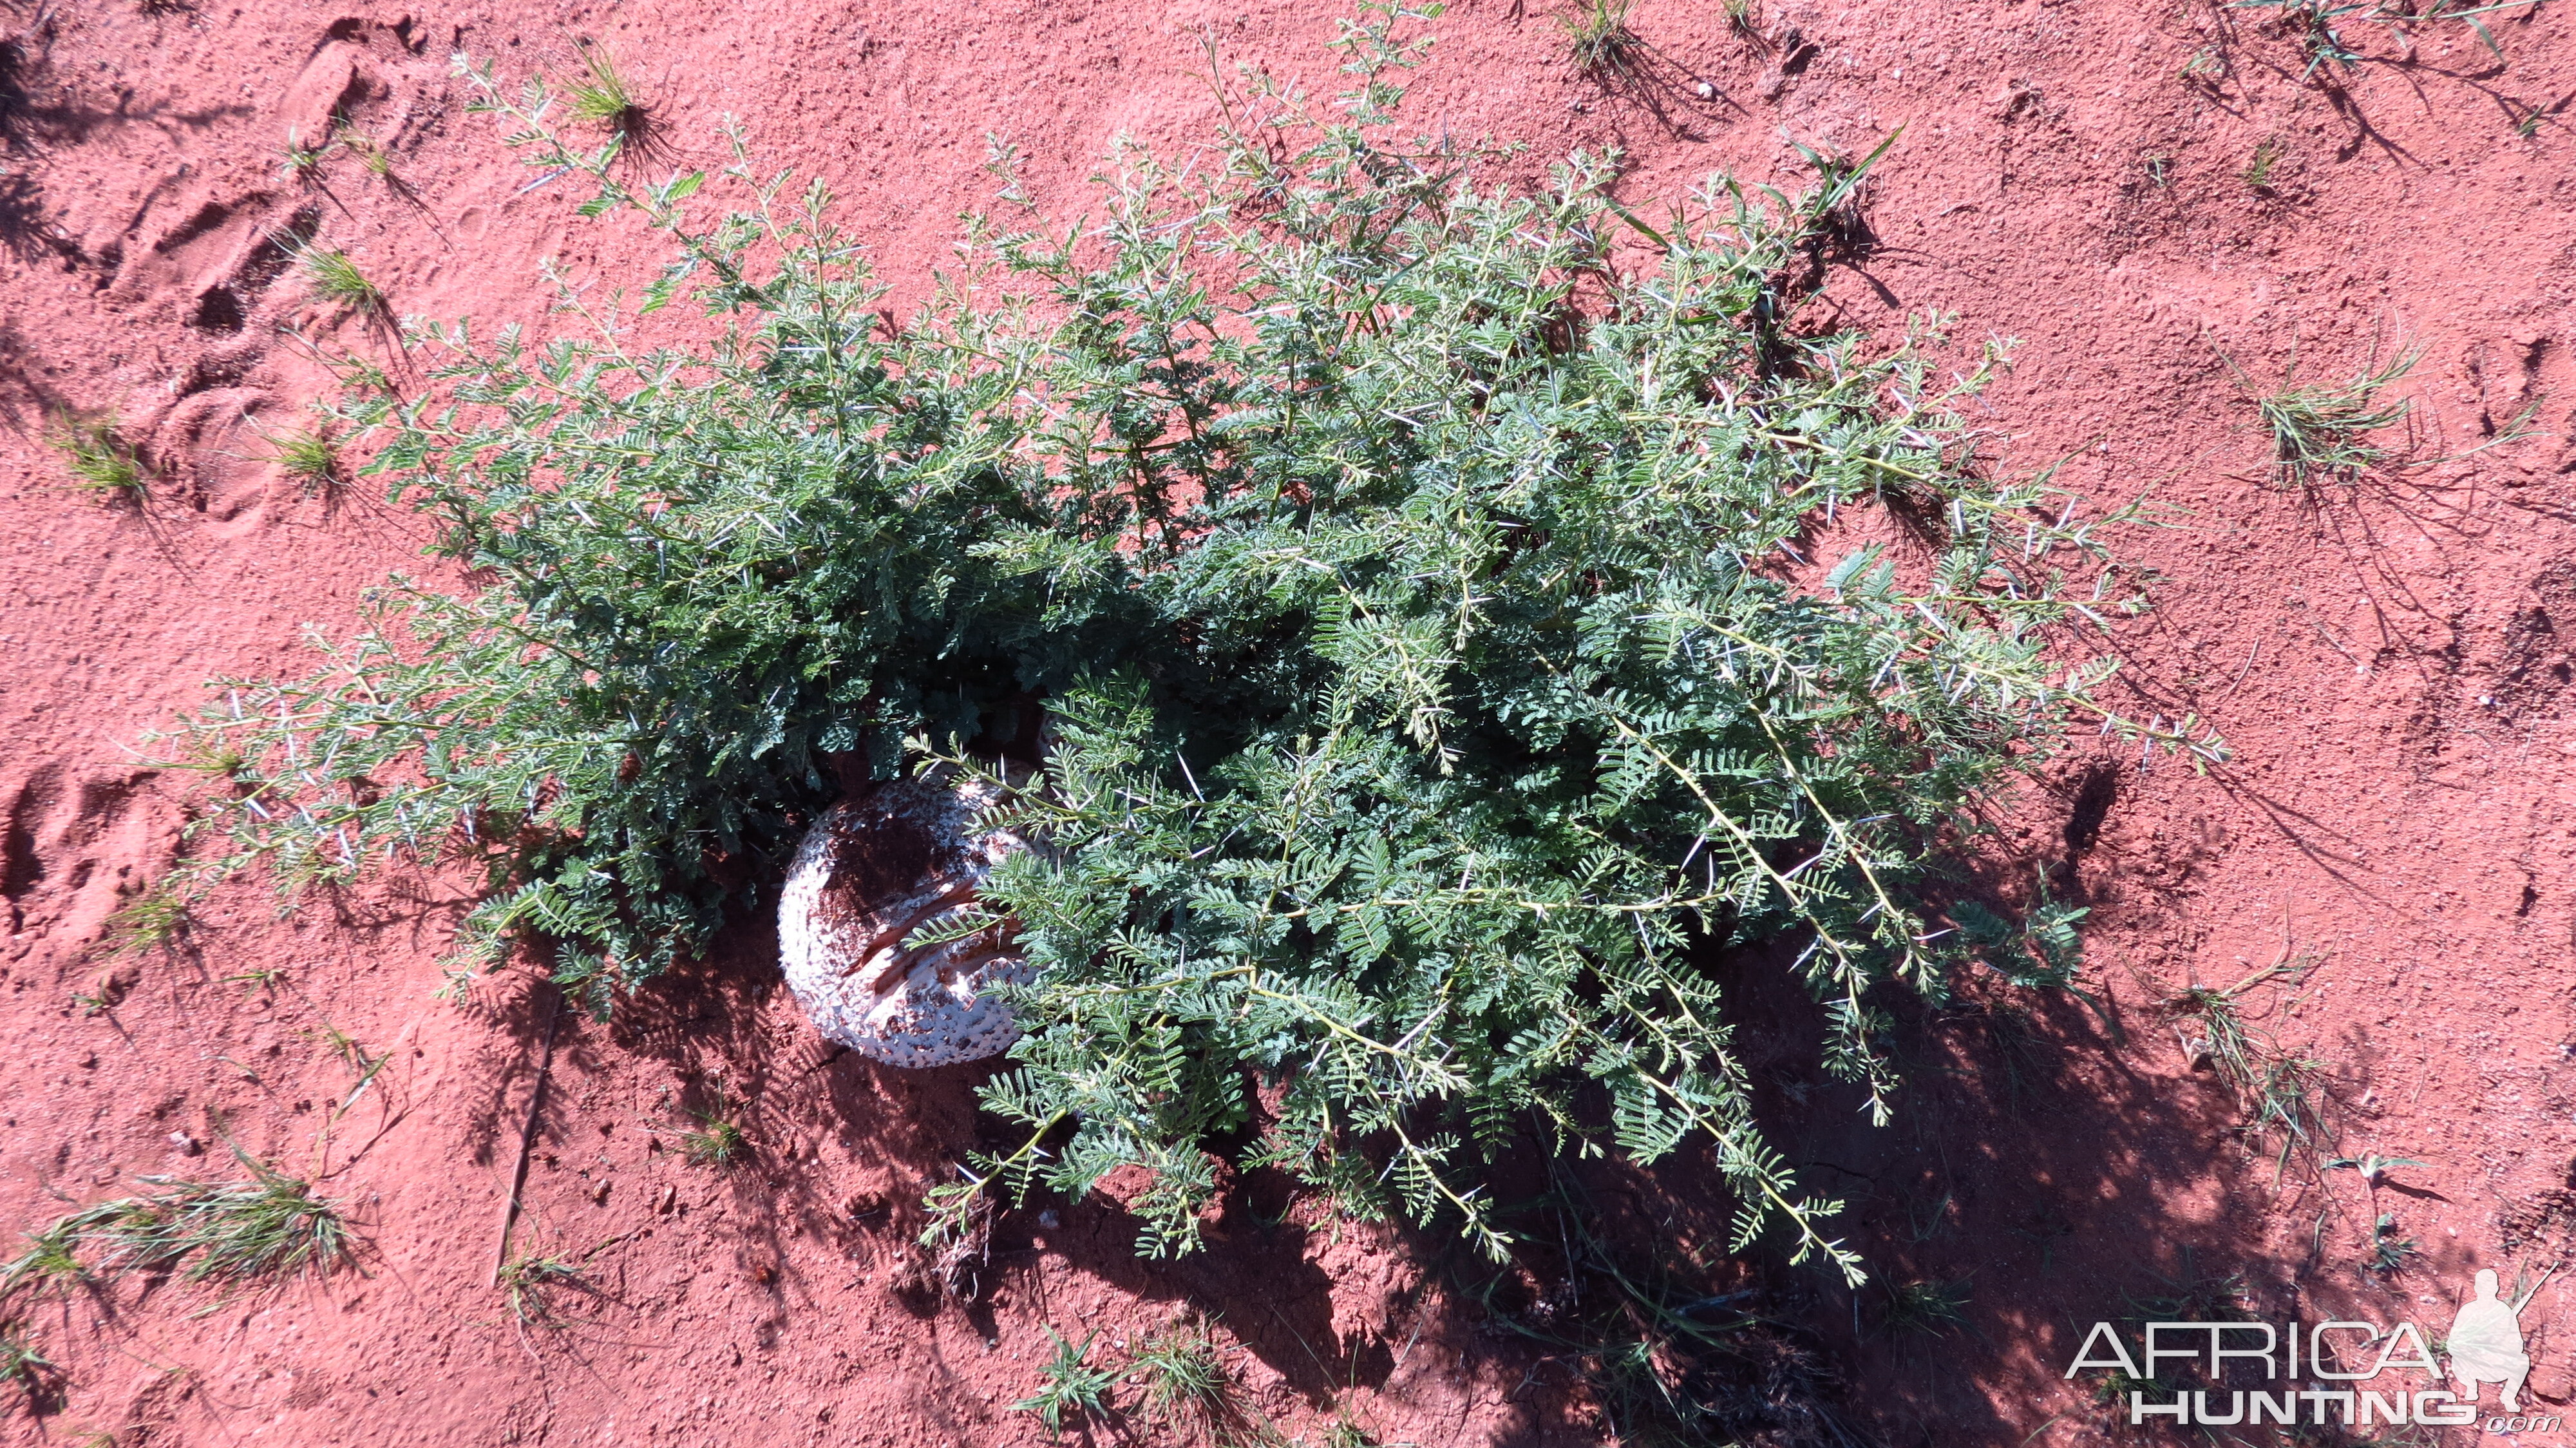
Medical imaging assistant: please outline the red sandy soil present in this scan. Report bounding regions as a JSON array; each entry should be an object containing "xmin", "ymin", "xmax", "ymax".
[{"xmin": 5, "ymin": 0, "xmax": 2576, "ymax": 1443}]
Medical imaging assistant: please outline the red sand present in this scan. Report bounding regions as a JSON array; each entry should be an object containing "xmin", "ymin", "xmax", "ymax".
[{"xmin": 4, "ymin": 0, "xmax": 2574, "ymax": 1443}]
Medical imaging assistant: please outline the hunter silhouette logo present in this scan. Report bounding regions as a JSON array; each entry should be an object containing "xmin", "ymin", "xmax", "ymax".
[
  {"xmin": 2451, "ymin": 1268, "xmax": 2532, "ymax": 1412},
  {"xmin": 2064, "ymin": 1266, "xmax": 2560, "ymax": 1432}
]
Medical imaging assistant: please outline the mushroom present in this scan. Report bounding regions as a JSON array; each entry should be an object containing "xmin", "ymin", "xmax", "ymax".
[{"xmin": 777, "ymin": 770, "xmax": 1034, "ymax": 1067}]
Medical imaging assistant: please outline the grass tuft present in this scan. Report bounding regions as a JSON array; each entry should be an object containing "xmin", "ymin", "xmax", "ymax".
[
  {"xmin": 2239, "ymin": 136, "xmax": 2284, "ymax": 189},
  {"xmin": 1128, "ymin": 1318, "xmax": 1263, "ymax": 1442},
  {"xmin": 1466, "ymin": 1168, "xmax": 1861, "ymax": 1444},
  {"xmin": 1009, "ymin": 1328, "xmax": 1117, "ymax": 1440},
  {"xmin": 100, "ymin": 883, "xmax": 191, "ymax": 958},
  {"xmin": 296, "ymin": 244, "xmax": 390, "ymax": 321},
  {"xmin": 6, "ymin": 1148, "xmax": 354, "ymax": 1291},
  {"xmin": 564, "ymin": 43, "xmax": 659, "ymax": 157},
  {"xmin": 2243, "ymin": 1053, "xmax": 2331, "ymax": 1172},
  {"xmin": 1880, "ymin": 1277, "xmax": 1971, "ymax": 1337},
  {"xmin": 1325, "ymin": 1415, "xmax": 1399, "ymax": 1448},
  {"xmin": 1558, "ymin": 0, "xmax": 1645, "ymax": 77},
  {"xmin": 677, "ymin": 1085, "xmax": 750, "ymax": 1168},
  {"xmin": 307, "ymin": 1022, "xmax": 380, "ymax": 1081},
  {"xmin": 341, "ymin": 131, "xmax": 395, "ymax": 178},
  {"xmin": 161, "ymin": 732, "xmax": 253, "ymax": 785},
  {"xmin": 279, "ymin": 129, "xmax": 333, "ymax": 185},
  {"xmin": 2364, "ymin": 1212, "xmax": 2418, "ymax": 1276},
  {"xmin": 498, "ymin": 1246, "xmax": 593, "ymax": 1326},
  {"xmin": 69, "ymin": 977, "xmax": 124, "ymax": 1017},
  {"xmin": 2, "ymin": 1224, "xmax": 87, "ymax": 1297},
  {"xmin": 261, "ymin": 421, "xmax": 343, "ymax": 493},
  {"xmin": 43, "ymin": 410, "xmax": 149, "ymax": 504},
  {"xmin": 2233, "ymin": 0, "xmax": 2532, "ymax": 79},
  {"xmin": 0, "ymin": 1320, "xmax": 52, "ymax": 1405},
  {"xmin": 2125, "ymin": 1253, "xmax": 2246, "ymax": 1324},
  {"xmin": 2169, "ymin": 966, "xmax": 2333, "ymax": 1181},
  {"xmin": 2169, "ymin": 985, "xmax": 2259, "ymax": 1092},
  {"xmin": 2079, "ymin": 1252, "xmax": 2246, "ymax": 1411},
  {"xmin": 337, "ymin": 129, "xmax": 435, "ymax": 214},
  {"xmin": 2242, "ymin": 347, "xmax": 2418, "ymax": 487}
]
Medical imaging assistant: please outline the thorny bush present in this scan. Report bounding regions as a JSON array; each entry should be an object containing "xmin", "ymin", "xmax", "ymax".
[{"xmin": 167, "ymin": 6, "xmax": 2215, "ymax": 1277}]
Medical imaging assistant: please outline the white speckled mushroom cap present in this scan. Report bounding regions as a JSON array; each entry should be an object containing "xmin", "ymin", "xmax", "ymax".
[{"xmin": 777, "ymin": 771, "xmax": 1033, "ymax": 1067}]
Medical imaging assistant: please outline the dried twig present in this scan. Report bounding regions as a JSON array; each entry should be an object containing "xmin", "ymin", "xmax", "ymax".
[{"xmin": 490, "ymin": 987, "xmax": 565, "ymax": 1288}]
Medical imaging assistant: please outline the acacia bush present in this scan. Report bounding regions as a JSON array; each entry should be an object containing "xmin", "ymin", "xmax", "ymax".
[{"xmin": 171, "ymin": 7, "xmax": 2213, "ymax": 1277}]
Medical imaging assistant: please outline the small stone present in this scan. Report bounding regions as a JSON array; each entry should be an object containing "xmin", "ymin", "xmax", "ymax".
[
  {"xmin": 591, "ymin": 1180, "xmax": 611, "ymax": 1205},
  {"xmin": 656, "ymin": 1184, "xmax": 678, "ymax": 1215},
  {"xmin": 168, "ymin": 1131, "xmax": 201, "ymax": 1156},
  {"xmin": 1694, "ymin": 81, "xmax": 1716, "ymax": 99},
  {"xmin": 1037, "ymin": 1208, "xmax": 1061, "ymax": 1229}
]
